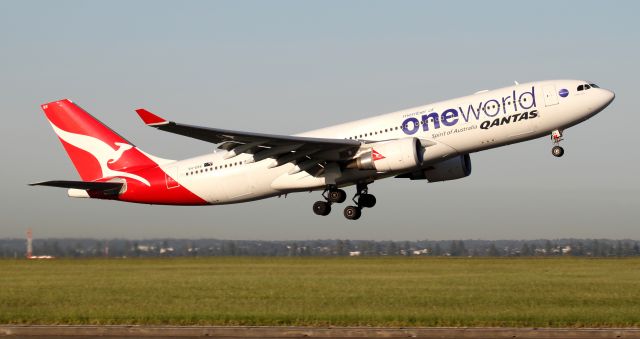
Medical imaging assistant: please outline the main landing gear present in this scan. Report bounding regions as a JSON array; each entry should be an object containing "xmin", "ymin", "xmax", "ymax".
[
  {"xmin": 312, "ymin": 185, "xmax": 346, "ymax": 216},
  {"xmin": 551, "ymin": 129, "xmax": 565, "ymax": 157},
  {"xmin": 343, "ymin": 183, "xmax": 376, "ymax": 221},
  {"xmin": 312, "ymin": 183, "xmax": 376, "ymax": 220}
]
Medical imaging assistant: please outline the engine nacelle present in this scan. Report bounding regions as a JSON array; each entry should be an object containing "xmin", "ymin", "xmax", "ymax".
[
  {"xmin": 397, "ymin": 154, "xmax": 472, "ymax": 182},
  {"xmin": 347, "ymin": 138, "xmax": 422, "ymax": 172},
  {"xmin": 423, "ymin": 154, "xmax": 472, "ymax": 182}
]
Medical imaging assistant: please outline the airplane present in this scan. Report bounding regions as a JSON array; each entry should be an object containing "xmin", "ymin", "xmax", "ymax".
[{"xmin": 31, "ymin": 80, "xmax": 615, "ymax": 220}]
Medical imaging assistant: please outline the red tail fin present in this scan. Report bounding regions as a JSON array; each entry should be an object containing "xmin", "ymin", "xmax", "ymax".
[{"xmin": 42, "ymin": 99, "xmax": 159, "ymax": 184}]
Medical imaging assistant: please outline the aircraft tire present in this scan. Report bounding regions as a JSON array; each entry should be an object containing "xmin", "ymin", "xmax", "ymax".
[
  {"xmin": 552, "ymin": 146, "xmax": 564, "ymax": 157},
  {"xmin": 328, "ymin": 189, "xmax": 347, "ymax": 203},
  {"xmin": 344, "ymin": 205, "xmax": 362, "ymax": 220},
  {"xmin": 358, "ymin": 194, "xmax": 376, "ymax": 208},
  {"xmin": 313, "ymin": 201, "xmax": 331, "ymax": 216}
]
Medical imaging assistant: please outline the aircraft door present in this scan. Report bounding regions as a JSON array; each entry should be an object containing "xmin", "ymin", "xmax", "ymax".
[
  {"xmin": 165, "ymin": 166, "xmax": 180, "ymax": 189},
  {"xmin": 543, "ymin": 85, "xmax": 559, "ymax": 106}
]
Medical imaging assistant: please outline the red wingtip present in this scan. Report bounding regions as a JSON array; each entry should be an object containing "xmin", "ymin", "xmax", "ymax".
[{"xmin": 135, "ymin": 109, "xmax": 168, "ymax": 126}]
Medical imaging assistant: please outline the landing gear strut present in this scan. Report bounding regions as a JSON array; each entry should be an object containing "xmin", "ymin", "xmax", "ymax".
[
  {"xmin": 343, "ymin": 183, "xmax": 376, "ymax": 221},
  {"xmin": 551, "ymin": 129, "xmax": 565, "ymax": 157},
  {"xmin": 312, "ymin": 185, "xmax": 346, "ymax": 216}
]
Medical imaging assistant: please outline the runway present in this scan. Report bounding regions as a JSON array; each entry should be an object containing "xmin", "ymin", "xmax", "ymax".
[{"xmin": 2, "ymin": 326, "xmax": 640, "ymax": 338}]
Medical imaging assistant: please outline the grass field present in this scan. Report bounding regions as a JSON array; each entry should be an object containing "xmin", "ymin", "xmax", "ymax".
[{"xmin": 1, "ymin": 257, "xmax": 639, "ymax": 327}]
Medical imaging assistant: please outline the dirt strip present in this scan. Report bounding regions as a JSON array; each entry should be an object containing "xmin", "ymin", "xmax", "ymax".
[{"xmin": 1, "ymin": 326, "xmax": 640, "ymax": 338}]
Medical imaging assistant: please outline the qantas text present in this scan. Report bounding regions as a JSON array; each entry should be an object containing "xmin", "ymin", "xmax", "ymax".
[{"xmin": 401, "ymin": 86, "xmax": 537, "ymax": 135}]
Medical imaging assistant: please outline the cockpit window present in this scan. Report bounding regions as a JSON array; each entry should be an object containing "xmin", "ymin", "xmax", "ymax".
[{"xmin": 577, "ymin": 83, "xmax": 599, "ymax": 91}]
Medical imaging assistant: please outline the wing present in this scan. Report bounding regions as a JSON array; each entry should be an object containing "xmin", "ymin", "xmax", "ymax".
[{"xmin": 135, "ymin": 109, "xmax": 361, "ymax": 167}]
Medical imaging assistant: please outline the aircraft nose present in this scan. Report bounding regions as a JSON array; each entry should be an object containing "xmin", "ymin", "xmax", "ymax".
[{"xmin": 602, "ymin": 89, "xmax": 615, "ymax": 106}]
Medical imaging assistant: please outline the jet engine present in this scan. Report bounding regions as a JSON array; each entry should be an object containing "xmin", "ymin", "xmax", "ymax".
[
  {"xmin": 346, "ymin": 138, "xmax": 422, "ymax": 172},
  {"xmin": 396, "ymin": 154, "xmax": 472, "ymax": 182}
]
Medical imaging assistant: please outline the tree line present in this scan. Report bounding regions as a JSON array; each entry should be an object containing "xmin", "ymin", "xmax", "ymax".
[{"xmin": 1, "ymin": 238, "xmax": 639, "ymax": 258}]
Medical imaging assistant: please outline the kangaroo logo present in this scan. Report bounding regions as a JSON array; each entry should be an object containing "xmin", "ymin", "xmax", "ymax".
[
  {"xmin": 371, "ymin": 149, "xmax": 386, "ymax": 161},
  {"xmin": 49, "ymin": 122, "xmax": 151, "ymax": 186}
]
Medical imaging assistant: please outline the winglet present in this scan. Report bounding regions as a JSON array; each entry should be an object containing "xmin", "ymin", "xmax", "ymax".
[{"xmin": 135, "ymin": 109, "xmax": 168, "ymax": 126}]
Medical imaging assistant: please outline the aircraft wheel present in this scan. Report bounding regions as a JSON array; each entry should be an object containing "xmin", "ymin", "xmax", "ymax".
[
  {"xmin": 313, "ymin": 201, "xmax": 331, "ymax": 216},
  {"xmin": 552, "ymin": 146, "xmax": 564, "ymax": 157},
  {"xmin": 344, "ymin": 205, "xmax": 362, "ymax": 220},
  {"xmin": 358, "ymin": 194, "xmax": 376, "ymax": 208},
  {"xmin": 328, "ymin": 189, "xmax": 347, "ymax": 203}
]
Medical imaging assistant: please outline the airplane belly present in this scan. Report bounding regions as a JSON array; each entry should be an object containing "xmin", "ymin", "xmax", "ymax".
[
  {"xmin": 200, "ymin": 163, "xmax": 298, "ymax": 204},
  {"xmin": 223, "ymin": 172, "xmax": 255, "ymax": 200},
  {"xmin": 271, "ymin": 171, "xmax": 326, "ymax": 190},
  {"xmin": 175, "ymin": 176, "xmax": 228, "ymax": 204}
]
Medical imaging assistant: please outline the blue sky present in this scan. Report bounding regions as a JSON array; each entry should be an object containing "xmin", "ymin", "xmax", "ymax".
[{"xmin": 0, "ymin": 1, "xmax": 638, "ymax": 240}]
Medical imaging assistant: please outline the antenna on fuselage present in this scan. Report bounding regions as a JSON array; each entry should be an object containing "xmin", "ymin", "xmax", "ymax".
[{"xmin": 514, "ymin": 80, "xmax": 519, "ymax": 85}]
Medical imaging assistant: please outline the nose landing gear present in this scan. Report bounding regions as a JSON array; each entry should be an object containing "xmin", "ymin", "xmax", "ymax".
[
  {"xmin": 552, "ymin": 145, "xmax": 564, "ymax": 157},
  {"xmin": 551, "ymin": 129, "xmax": 565, "ymax": 157}
]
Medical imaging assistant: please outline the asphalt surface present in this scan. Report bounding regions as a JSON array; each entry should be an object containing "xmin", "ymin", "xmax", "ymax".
[{"xmin": 2, "ymin": 326, "xmax": 640, "ymax": 338}]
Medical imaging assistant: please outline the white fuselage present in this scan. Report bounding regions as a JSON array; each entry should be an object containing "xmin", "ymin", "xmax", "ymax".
[{"xmin": 162, "ymin": 80, "xmax": 614, "ymax": 204}]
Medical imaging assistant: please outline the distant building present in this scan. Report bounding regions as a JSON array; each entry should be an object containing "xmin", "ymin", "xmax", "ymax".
[{"xmin": 412, "ymin": 249, "xmax": 430, "ymax": 256}]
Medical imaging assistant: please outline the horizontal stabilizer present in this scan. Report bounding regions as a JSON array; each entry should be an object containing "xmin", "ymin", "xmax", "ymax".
[{"xmin": 29, "ymin": 180, "xmax": 123, "ymax": 191}]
